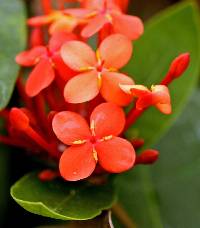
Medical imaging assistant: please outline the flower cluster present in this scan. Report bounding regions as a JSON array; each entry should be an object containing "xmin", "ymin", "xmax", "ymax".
[{"xmin": 0, "ymin": 0, "xmax": 190, "ymax": 181}]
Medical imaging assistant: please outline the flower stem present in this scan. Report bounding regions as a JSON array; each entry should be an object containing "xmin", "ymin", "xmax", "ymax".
[
  {"xmin": 112, "ymin": 203, "xmax": 137, "ymax": 228},
  {"xmin": 125, "ymin": 106, "xmax": 144, "ymax": 131}
]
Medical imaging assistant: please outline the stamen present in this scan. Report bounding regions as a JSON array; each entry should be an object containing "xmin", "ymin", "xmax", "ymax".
[
  {"xmin": 97, "ymin": 73, "xmax": 102, "ymax": 89},
  {"xmin": 96, "ymin": 49, "xmax": 101, "ymax": 65},
  {"xmin": 72, "ymin": 139, "xmax": 87, "ymax": 145},
  {"xmin": 85, "ymin": 11, "xmax": 98, "ymax": 19},
  {"xmin": 90, "ymin": 120, "xmax": 96, "ymax": 136},
  {"xmin": 105, "ymin": 14, "xmax": 113, "ymax": 23},
  {"xmin": 108, "ymin": 67, "xmax": 117, "ymax": 72},
  {"xmin": 79, "ymin": 66, "xmax": 94, "ymax": 72},
  {"xmin": 93, "ymin": 148, "xmax": 98, "ymax": 162},
  {"xmin": 99, "ymin": 135, "xmax": 113, "ymax": 142}
]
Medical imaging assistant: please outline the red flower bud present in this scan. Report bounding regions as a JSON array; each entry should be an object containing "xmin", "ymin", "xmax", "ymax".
[
  {"xmin": 38, "ymin": 169, "xmax": 59, "ymax": 181},
  {"xmin": 161, "ymin": 53, "xmax": 190, "ymax": 85},
  {"xmin": 135, "ymin": 149, "xmax": 159, "ymax": 165},
  {"xmin": 131, "ymin": 138, "xmax": 145, "ymax": 149},
  {"xmin": 169, "ymin": 53, "xmax": 190, "ymax": 78},
  {"xmin": 9, "ymin": 108, "xmax": 30, "ymax": 131}
]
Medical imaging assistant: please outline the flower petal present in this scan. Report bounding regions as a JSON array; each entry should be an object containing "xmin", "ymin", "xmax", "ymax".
[
  {"xmin": 59, "ymin": 143, "xmax": 96, "ymax": 181},
  {"xmin": 155, "ymin": 103, "xmax": 172, "ymax": 114},
  {"xmin": 64, "ymin": 8, "xmax": 92, "ymax": 18},
  {"xmin": 15, "ymin": 46, "xmax": 47, "ymax": 66},
  {"xmin": 99, "ymin": 34, "xmax": 133, "ymax": 69},
  {"xmin": 61, "ymin": 40, "xmax": 96, "ymax": 71},
  {"xmin": 101, "ymin": 72, "xmax": 134, "ymax": 106},
  {"xmin": 153, "ymin": 85, "xmax": 171, "ymax": 114},
  {"xmin": 90, "ymin": 102, "xmax": 125, "ymax": 138},
  {"xmin": 81, "ymin": 14, "xmax": 109, "ymax": 38},
  {"xmin": 52, "ymin": 53, "xmax": 76, "ymax": 81},
  {"xmin": 112, "ymin": 13, "xmax": 144, "ymax": 40},
  {"xmin": 96, "ymin": 137, "xmax": 135, "ymax": 173},
  {"xmin": 49, "ymin": 17, "xmax": 78, "ymax": 35},
  {"xmin": 120, "ymin": 84, "xmax": 149, "ymax": 96},
  {"xmin": 49, "ymin": 31, "xmax": 77, "ymax": 52},
  {"xmin": 52, "ymin": 111, "xmax": 91, "ymax": 145},
  {"xmin": 25, "ymin": 58, "xmax": 55, "ymax": 97},
  {"xmin": 27, "ymin": 15, "xmax": 54, "ymax": 26},
  {"xmin": 64, "ymin": 70, "xmax": 99, "ymax": 103}
]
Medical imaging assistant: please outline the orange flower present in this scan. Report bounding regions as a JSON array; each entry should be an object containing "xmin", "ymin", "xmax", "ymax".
[
  {"xmin": 61, "ymin": 34, "xmax": 134, "ymax": 106},
  {"xmin": 66, "ymin": 0, "xmax": 144, "ymax": 39},
  {"xmin": 52, "ymin": 103, "xmax": 136, "ymax": 181},
  {"xmin": 120, "ymin": 84, "xmax": 171, "ymax": 114},
  {"xmin": 28, "ymin": 10, "xmax": 78, "ymax": 35},
  {"xmin": 16, "ymin": 32, "xmax": 77, "ymax": 97}
]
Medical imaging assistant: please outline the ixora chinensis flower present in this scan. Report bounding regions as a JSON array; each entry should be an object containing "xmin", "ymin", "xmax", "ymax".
[
  {"xmin": 52, "ymin": 102, "xmax": 135, "ymax": 181},
  {"xmin": 16, "ymin": 31, "xmax": 77, "ymax": 96},
  {"xmin": 65, "ymin": 0, "xmax": 144, "ymax": 39},
  {"xmin": 61, "ymin": 33, "xmax": 134, "ymax": 106}
]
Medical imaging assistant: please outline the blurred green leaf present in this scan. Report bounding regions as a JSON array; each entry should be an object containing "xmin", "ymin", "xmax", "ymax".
[
  {"xmin": 124, "ymin": 1, "xmax": 200, "ymax": 148},
  {"xmin": 0, "ymin": 0, "xmax": 26, "ymax": 109},
  {"xmin": 116, "ymin": 2, "xmax": 200, "ymax": 228},
  {"xmin": 11, "ymin": 172, "xmax": 116, "ymax": 220},
  {"xmin": 116, "ymin": 90, "xmax": 200, "ymax": 227}
]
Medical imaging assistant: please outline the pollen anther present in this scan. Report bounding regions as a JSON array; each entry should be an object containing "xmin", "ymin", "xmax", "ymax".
[
  {"xmin": 93, "ymin": 148, "xmax": 98, "ymax": 162},
  {"xmin": 72, "ymin": 139, "xmax": 87, "ymax": 145}
]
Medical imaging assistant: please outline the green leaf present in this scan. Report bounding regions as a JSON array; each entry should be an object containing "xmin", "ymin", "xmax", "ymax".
[
  {"xmin": 124, "ymin": 1, "xmax": 200, "ymax": 147},
  {"xmin": 116, "ymin": 89, "xmax": 200, "ymax": 227},
  {"xmin": 0, "ymin": 0, "xmax": 26, "ymax": 109},
  {"xmin": 116, "ymin": 2, "xmax": 200, "ymax": 228},
  {"xmin": 11, "ymin": 172, "xmax": 116, "ymax": 220}
]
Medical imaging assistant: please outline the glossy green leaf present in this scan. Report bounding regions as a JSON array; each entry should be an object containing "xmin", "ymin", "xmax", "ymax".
[
  {"xmin": 124, "ymin": 1, "xmax": 200, "ymax": 148},
  {"xmin": 116, "ymin": 2, "xmax": 200, "ymax": 228},
  {"xmin": 0, "ymin": 0, "xmax": 26, "ymax": 109},
  {"xmin": 11, "ymin": 172, "xmax": 116, "ymax": 220}
]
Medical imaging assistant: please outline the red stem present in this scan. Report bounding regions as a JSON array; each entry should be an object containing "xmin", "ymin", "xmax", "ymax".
[
  {"xmin": 124, "ymin": 106, "xmax": 144, "ymax": 132},
  {"xmin": 44, "ymin": 86, "xmax": 59, "ymax": 111},
  {"xmin": 41, "ymin": 0, "xmax": 52, "ymax": 14},
  {"xmin": 26, "ymin": 127, "xmax": 59, "ymax": 159},
  {"xmin": 16, "ymin": 77, "xmax": 33, "ymax": 111},
  {"xmin": 0, "ymin": 135, "xmax": 35, "ymax": 150},
  {"xmin": 57, "ymin": 0, "xmax": 65, "ymax": 10},
  {"xmin": 160, "ymin": 72, "xmax": 172, "ymax": 86}
]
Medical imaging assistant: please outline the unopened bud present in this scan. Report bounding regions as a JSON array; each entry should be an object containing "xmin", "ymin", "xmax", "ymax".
[
  {"xmin": 38, "ymin": 169, "xmax": 58, "ymax": 181},
  {"xmin": 131, "ymin": 138, "xmax": 145, "ymax": 149},
  {"xmin": 169, "ymin": 53, "xmax": 190, "ymax": 78},
  {"xmin": 9, "ymin": 108, "xmax": 30, "ymax": 131},
  {"xmin": 135, "ymin": 149, "xmax": 159, "ymax": 165},
  {"xmin": 161, "ymin": 53, "xmax": 190, "ymax": 86}
]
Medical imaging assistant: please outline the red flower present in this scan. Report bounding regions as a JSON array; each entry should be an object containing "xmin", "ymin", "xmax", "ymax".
[
  {"xmin": 16, "ymin": 32, "xmax": 77, "ymax": 97},
  {"xmin": 61, "ymin": 33, "xmax": 134, "ymax": 106},
  {"xmin": 65, "ymin": 0, "xmax": 144, "ymax": 39},
  {"xmin": 120, "ymin": 84, "xmax": 171, "ymax": 114},
  {"xmin": 28, "ymin": 10, "xmax": 79, "ymax": 35},
  {"xmin": 52, "ymin": 102, "xmax": 135, "ymax": 181}
]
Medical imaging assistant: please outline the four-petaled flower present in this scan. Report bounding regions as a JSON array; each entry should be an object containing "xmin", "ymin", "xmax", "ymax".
[
  {"xmin": 28, "ymin": 10, "xmax": 79, "ymax": 35},
  {"xmin": 66, "ymin": 0, "xmax": 144, "ymax": 39},
  {"xmin": 120, "ymin": 84, "xmax": 171, "ymax": 114},
  {"xmin": 52, "ymin": 102, "xmax": 136, "ymax": 181},
  {"xmin": 61, "ymin": 33, "xmax": 134, "ymax": 106},
  {"xmin": 16, "ymin": 32, "xmax": 77, "ymax": 97}
]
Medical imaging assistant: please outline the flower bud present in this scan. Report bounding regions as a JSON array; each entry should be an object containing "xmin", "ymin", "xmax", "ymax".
[
  {"xmin": 135, "ymin": 149, "xmax": 159, "ymax": 165},
  {"xmin": 9, "ymin": 108, "xmax": 30, "ymax": 131},
  {"xmin": 169, "ymin": 53, "xmax": 190, "ymax": 78}
]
